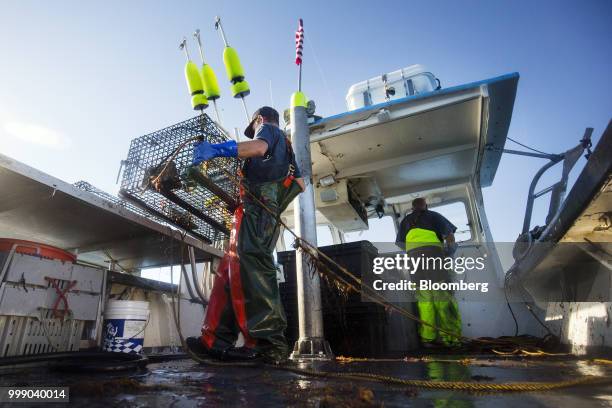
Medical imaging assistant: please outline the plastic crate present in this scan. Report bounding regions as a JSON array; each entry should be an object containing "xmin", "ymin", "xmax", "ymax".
[
  {"xmin": 278, "ymin": 241, "xmax": 391, "ymax": 357},
  {"xmin": 0, "ymin": 313, "xmax": 84, "ymax": 357},
  {"xmin": 0, "ymin": 251, "xmax": 104, "ymax": 357}
]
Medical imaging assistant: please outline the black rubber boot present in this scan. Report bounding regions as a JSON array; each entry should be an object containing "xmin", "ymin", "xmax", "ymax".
[
  {"xmin": 186, "ymin": 337, "xmax": 227, "ymax": 360},
  {"xmin": 224, "ymin": 346, "xmax": 262, "ymax": 362}
]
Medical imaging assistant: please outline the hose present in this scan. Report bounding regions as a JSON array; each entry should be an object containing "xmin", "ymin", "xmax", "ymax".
[
  {"xmin": 187, "ymin": 245, "xmax": 209, "ymax": 305},
  {"xmin": 179, "ymin": 258, "xmax": 205, "ymax": 305}
]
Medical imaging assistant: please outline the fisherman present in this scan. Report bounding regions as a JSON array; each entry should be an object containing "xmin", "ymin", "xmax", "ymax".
[
  {"xmin": 395, "ymin": 197, "xmax": 462, "ymax": 348},
  {"xmin": 186, "ymin": 106, "xmax": 304, "ymax": 362}
]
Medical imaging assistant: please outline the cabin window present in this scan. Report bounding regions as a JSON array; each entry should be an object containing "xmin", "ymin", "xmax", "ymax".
[
  {"xmin": 343, "ymin": 216, "xmax": 396, "ymax": 243},
  {"xmin": 406, "ymin": 79, "xmax": 415, "ymax": 95},
  {"xmin": 283, "ymin": 225, "xmax": 335, "ymax": 249},
  {"xmin": 429, "ymin": 201, "xmax": 472, "ymax": 242},
  {"xmin": 363, "ymin": 91, "xmax": 372, "ymax": 107}
]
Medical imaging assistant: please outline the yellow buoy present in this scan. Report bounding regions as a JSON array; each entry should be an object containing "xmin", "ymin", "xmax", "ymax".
[
  {"xmin": 193, "ymin": 29, "xmax": 221, "ymax": 102},
  {"xmin": 190, "ymin": 93, "xmax": 207, "ymax": 110},
  {"xmin": 215, "ymin": 16, "xmax": 250, "ymax": 120},
  {"xmin": 181, "ymin": 38, "xmax": 208, "ymax": 111},
  {"xmin": 231, "ymin": 80, "xmax": 250, "ymax": 98},
  {"xmin": 200, "ymin": 64, "xmax": 221, "ymax": 100},
  {"xmin": 185, "ymin": 61, "xmax": 208, "ymax": 110},
  {"xmin": 223, "ymin": 47, "xmax": 245, "ymax": 83}
]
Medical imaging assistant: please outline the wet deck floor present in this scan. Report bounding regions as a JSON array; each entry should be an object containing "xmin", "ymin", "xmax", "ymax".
[{"xmin": 1, "ymin": 355, "xmax": 611, "ymax": 407}]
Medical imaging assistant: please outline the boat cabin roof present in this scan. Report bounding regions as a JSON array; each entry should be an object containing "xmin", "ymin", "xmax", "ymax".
[{"xmin": 308, "ymin": 73, "xmax": 519, "ymax": 200}]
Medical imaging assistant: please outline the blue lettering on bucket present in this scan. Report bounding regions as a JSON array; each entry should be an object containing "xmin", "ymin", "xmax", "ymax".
[{"xmin": 103, "ymin": 318, "xmax": 146, "ymax": 354}]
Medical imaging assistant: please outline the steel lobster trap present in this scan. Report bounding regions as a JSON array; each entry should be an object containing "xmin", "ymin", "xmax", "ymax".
[
  {"xmin": 119, "ymin": 114, "xmax": 240, "ymax": 244},
  {"xmin": 74, "ymin": 181, "xmax": 166, "ymax": 225}
]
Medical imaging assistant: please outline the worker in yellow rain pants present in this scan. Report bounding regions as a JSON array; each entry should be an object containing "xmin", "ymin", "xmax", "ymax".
[
  {"xmin": 396, "ymin": 198, "xmax": 462, "ymax": 348},
  {"xmin": 415, "ymin": 282, "xmax": 462, "ymax": 347}
]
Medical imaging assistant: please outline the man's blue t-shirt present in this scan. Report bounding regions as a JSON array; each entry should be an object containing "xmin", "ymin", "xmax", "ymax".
[
  {"xmin": 242, "ymin": 123, "xmax": 302, "ymax": 184},
  {"xmin": 395, "ymin": 210, "xmax": 457, "ymax": 244}
]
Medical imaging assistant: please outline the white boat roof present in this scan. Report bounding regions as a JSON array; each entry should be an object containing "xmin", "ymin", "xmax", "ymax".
[{"xmin": 308, "ymin": 73, "xmax": 519, "ymax": 199}]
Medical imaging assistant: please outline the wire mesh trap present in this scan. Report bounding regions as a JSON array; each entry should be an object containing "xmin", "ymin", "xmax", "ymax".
[
  {"xmin": 73, "ymin": 181, "xmax": 166, "ymax": 225},
  {"xmin": 118, "ymin": 114, "xmax": 240, "ymax": 243}
]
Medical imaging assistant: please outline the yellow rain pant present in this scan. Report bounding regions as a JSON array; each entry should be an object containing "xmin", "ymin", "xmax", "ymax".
[
  {"xmin": 415, "ymin": 288, "xmax": 462, "ymax": 346},
  {"xmin": 404, "ymin": 233, "xmax": 462, "ymax": 346}
]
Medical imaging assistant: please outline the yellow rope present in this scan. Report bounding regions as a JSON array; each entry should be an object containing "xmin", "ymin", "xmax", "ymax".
[
  {"xmin": 492, "ymin": 348, "xmax": 572, "ymax": 357},
  {"xmin": 277, "ymin": 366, "xmax": 610, "ymax": 392},
  {"xmin": 520, "ymin": 349, "xmax": 570, "ymax": 357},
  {"xmin": 591, "ymin": 359, "xmax": 612, "ymax": 365},
  {"xmin": 336, "ymin": 355, "xmax": 475, "ymax": 365}
]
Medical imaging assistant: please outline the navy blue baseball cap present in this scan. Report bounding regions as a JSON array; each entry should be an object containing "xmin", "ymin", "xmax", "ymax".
[{"xmin": 244, "ymin": 106, "xmax": 280, "ymax": 138}]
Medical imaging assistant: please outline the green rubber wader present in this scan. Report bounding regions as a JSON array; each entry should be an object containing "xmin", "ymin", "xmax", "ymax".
[{"xmin": 202, "ymin": 177, "xmax": 302, "ymax": 361}]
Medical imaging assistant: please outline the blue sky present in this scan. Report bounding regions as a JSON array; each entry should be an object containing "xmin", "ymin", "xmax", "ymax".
[{"xmin": 0, "ymin": 0, "xmax": 610, "ymax": 243}]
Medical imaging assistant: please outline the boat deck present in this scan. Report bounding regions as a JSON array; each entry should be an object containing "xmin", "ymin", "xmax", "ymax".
[{"xmin": 2, "ymin": 353, "xmax": 610, "ymax": 407}]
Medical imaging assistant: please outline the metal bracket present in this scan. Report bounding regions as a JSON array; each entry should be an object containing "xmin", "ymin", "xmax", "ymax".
[{"xmin": 290, "ymin": 337, "xmax": 334, "ymax": 361}]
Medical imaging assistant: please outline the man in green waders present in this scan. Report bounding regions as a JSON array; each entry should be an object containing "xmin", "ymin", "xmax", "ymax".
[
  {"xmin": 186, "ymin": 107, "xmax": 304, "ymax": 362},
  {"xmin": 396, "ymin": 198, "xmax": 462, "ymax": 348}
]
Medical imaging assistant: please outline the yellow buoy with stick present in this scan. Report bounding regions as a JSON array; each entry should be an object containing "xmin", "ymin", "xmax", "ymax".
[
  {"xmin": 180, "ymin": 37, "xmax": 208, "ymax": 111},
  {"xmin": 193, "ymin": 29, "xmax": 222, "ymax": 122},
  {"xmin": 214, "ymin": 16, "xmax": 250, "ymax": 122}
]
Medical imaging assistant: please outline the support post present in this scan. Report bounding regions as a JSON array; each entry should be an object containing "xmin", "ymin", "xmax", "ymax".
[{"xmin": 289, "ymin": 92, "xmax": 333, "ymax": 360}]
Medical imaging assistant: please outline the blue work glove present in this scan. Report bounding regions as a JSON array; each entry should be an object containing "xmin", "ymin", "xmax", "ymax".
[{"xmin": 192, "ymin": 140, "xmax": 238, "ymax": 165}]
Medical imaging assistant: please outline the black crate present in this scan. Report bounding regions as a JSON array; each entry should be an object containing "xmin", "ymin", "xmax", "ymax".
[
  {"xmin": 278, "ymin": 241, "xmax": 379, "ymax": 287},
  {"xmin": 119, "ymin": 114, "xmax": 239, "ymax": 243},
  {"xmin": 278, "ymin": 241, "xmax": 391, "ymax": 357}
]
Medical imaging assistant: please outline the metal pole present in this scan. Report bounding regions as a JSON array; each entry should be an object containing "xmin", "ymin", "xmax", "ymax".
[
  {"xmin": 94, "ymin": 267, "xmax": 108, "ymax": 348},
  {"xmin": 502, "ymin": 148, "xmax": 561, "ymax": 161},
  {"xmin": 522, "ymin": 158, "xmax": 562, "ymax": 234},
  {"xmin": 268, "ymin": 79, "xmax": 275, "ymax": 106},
  {"xmin": 289, "ymin": 99, "xmax": 332, "ymax": 360},
  {"xmin": 240, "ymin": 97, "xmax": 250, "ymax": 122},
  {"xmin": 193, "ymin": 29, "xmax": 205, "ymax": 62},
  {"xmin": 212, "ymin": 100, "xmax": 221, "ymax": 123},
  {"xmin": 179, "ymin": 37, "xmax": 190, "ymax": 61},
  {"xmin": 214, "ymin": 16, "xmax": 230, "ymax": 47},
  {"xmin": 298, "ymin": 63, "xmax": 302, "ymax": 92}
]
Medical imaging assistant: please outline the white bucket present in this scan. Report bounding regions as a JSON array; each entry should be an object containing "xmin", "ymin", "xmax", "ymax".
[{"xmin": 103, "ymin": 300, "xmax": 150, "ymax": 354}]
